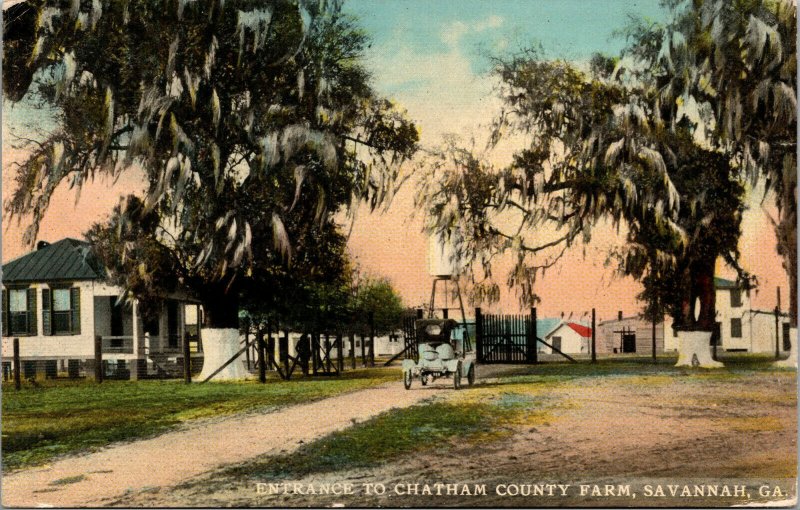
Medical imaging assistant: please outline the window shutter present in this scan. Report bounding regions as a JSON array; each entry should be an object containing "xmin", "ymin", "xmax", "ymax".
[
  {"xmin": 71, "ymin": 287, "xmax": 81, "ymax": 335},
  {"xmin": 27, "ymin": 288, "xmax": 37, "ymax": 336},
  {"xmin": 2, "ymin": 288, "xmax": 8, "ymax": 337},
  {"xmin": 42, "ymin": 288, "xmax": 52, "ymax": 336}
]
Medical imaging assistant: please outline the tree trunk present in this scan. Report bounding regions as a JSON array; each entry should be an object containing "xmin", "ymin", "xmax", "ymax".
[
  {"xmin": 197, "ymin": 284, "xmax": 249, "ymax": 381},
  {"xmin": 776, "ymin": 166, "xmax": 797, "ymax": 327},
  {"xmin": 674, "ymin": 257, "xmax": 723, "ymax": 368},
  {"xmin": 774, "ymin": 157, "xmax": 796, "ymax": 368}
]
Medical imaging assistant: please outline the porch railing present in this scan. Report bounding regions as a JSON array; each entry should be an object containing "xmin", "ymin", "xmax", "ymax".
[
  {"xmin": 101, "ymin": 336, "xmax": 134, "ymax": 354},
  {"xmin": 101, "ymin": 336, "xmax": 202, "ymax": 355}
]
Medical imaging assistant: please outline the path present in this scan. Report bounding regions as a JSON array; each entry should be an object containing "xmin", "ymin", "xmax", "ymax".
[{"xmin": 2, "ymin": 381, "xmax": 436, "ymax": 508}]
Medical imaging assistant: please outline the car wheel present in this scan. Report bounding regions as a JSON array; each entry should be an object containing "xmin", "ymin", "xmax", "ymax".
[
  {"xmin": 403, "ymin": 370, "xmax": 412, "ymax": 390},
  {"xmin": 453, "ymin": 362, "xmax": 462, "ymax": 390},
  {"xmin": 421, "ymin": 374, "xmax": 428, "ymax": 386},
  {"xmin": 467, "ymin": 365, "xmax": 475, "ymax": 386}
]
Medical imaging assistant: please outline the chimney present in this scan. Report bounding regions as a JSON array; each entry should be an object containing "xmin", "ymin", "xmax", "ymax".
[
  {"xmin": 618, "ymin": 310, "xmax": 623, "ymax": 321},
  {"xmin": 36, "ymin": 240, "xmax": 50, "ymax": 250}
]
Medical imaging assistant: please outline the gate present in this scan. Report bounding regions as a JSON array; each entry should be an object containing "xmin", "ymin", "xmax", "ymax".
[
  {"xmin": 475, "ymin": 308, "xmax": 537, "ymax": 364},
  {"xmin": 383, "ymin": 310, "xmax": 424, "ymax": 366},
  {"xmin": 475, "ymin": 307, "xmax": 577, "ymax": 364}
]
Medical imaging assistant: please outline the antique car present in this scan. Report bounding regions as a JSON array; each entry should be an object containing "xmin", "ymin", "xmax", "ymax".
[{"xmin": 402, "ymin": 318, "xmax": 475, "ymax": 390}]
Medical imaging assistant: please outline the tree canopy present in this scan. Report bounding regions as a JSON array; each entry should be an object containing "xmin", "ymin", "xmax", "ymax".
[
  {"xmin": 418, "ymin": 22, "xmax": 755, "ymax": 330},
  {"xmin": 651, "ymin": 0, "xmax": 797, "ymax": 325},
  {"xmin": 4, "ymin": 0, "xmax": 418, "ymax": 327}
]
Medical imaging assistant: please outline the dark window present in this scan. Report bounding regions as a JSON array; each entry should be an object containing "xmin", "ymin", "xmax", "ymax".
[
  {"xmin": 730, "ymin": 318, "xmax": 742, "ymax": 338},
  {"xmin": 783, "ymin": 322, "xmax": 791, "ymax": 351},
  {"xmin": 167, "ymin": 301, "xmax": 179, "ymax": 348},
  {"xmin": 551, "ymin": 336, "xmax": 562, "ymax": 351},
  {"xmin": 110, "ymin": 297, "xmax": 124, "ymax": 347},
  {"xmin": 730, "ymin": 289, "xmax": 742, "ymax": 308}
]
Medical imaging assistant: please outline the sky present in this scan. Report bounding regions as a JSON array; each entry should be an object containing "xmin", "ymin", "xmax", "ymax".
[{"xmin": 1, "ymin": 0, "xmax": 790, "ymax": 322}]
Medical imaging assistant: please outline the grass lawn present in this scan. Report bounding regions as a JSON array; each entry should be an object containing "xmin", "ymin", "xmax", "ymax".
[{"xmin": 1, "ymin": 368, "xmax": 397, "ymax": 471}]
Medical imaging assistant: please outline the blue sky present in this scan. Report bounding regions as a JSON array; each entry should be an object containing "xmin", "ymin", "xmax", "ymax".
[
  {"xmin": 345, "ymin": 1, "xmax": 666, "ymax": 93},
  {"xmin": 342, "ymin": 0, "xmax": 667, "ymax": 146}
]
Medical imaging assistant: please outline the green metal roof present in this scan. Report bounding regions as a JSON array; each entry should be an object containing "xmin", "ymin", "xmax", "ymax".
[
  {"xmin": 3, "ymin": 238, "xmax": 105, "ymax": 283},
  {"xmin": 714, "ymin": 277, "xmax": 739, "ymax": 289},
  {"xmin": 536, "ymin": 318, "xmax": 562, "ymax": 338}
]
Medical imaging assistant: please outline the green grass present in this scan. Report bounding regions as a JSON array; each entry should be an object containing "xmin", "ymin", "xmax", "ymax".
[
  {"xmin": 1, "ymin": 368, "xmax": 397, "ymax": 471},
  {"xmin": 222, "ymin": 398, "xmax": 526, "ymax": 481}
]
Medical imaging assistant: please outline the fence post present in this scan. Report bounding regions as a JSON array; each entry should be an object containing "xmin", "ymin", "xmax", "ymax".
[
  {"xmin": 591, "ymin": 308, "xmax": 597, "ymax": 364},
  {"xmin": 775, "ymin": 306, "xmax": 781, "ymax": 360},
  {"xmin": 13, "ymin": 338, "xmax": 21, "ymax": 390},
  {"xmin": 360, "ymin": 332, "xmax": 366, "ymax": 368},
  {"xmin": 183, "ymin": 331, "xmax": 192, "ymax": 384},
  {"xmin": 94, "ymin": 335, "xmax": 103, "ymax": 383},
  {"xmin": 324, "ymin": 334, "xmax": 332, "ymax": 372},
  {"xmin": 312, "ymin": 333, "xmax": 319, "ymax": 375},
  {"xmin": 279, "ymin": 333, "xmax": 289, "ymax": 379},
  {"xmin": 368, "ymin": 311, "xmax": 375, "ymax": 367},
  {"xmin": 349, "ymin": 332, "xmax": 356, "ymax": 369},
  {"xmin": 336, "ymin": 333, "xmax": 343, "ymax": 372},
  {"xmin": 531, "ymin": 307, "xmax": 538, "ymax": 364},
  {"xmin": 244, "ymin": 324, "xmax": 251, "ymax": 370},
  {"xmin": 475, "ymin": 308, "xmax": 483, "ymax": 364},
  {"xmin": 257, "ymin": 328, "xmax": 267, "ymax": 383},
  {"xmin": 652, "ymin": 315, "xmax": 657, "ymax": 363},
  {"xmin": 267, "ymin": 322, "xmax": 275, "ymax": 371}
]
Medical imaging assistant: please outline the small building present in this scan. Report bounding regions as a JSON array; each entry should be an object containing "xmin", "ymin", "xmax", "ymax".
[
  {"xmin": 597, "ymin": 312, "xmax": 665, "ymax": 355},
  {"xmin": 542, "ymin": 322, "xmax": 592, "ymax": 354},
  {"xmin": 1, "ymin": 238, "xmax": 200, "ymax": 379}
]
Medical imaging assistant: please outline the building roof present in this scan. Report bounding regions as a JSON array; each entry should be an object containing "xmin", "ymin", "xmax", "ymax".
[
  {"xmin": 566, "ymin": 322, "xmax": 592, "ymax": 338},
  {"xmin": 536, "ymin": 318, "xmax": 562, "ymax": 339},
  {"xmin": 714, "ymin": 277, "xmax": 740, "ymax": 289},
  {"xmin": 3, "ymin": 238, "xmax": 105, "ymax": 283}
]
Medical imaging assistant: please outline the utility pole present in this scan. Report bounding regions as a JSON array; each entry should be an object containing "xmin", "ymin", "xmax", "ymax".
[
  {"xmin": 591, "ymin": 308, "xmax": 597, "ymax": 364},
  {"xmin": 775, "ymin": 287, "xmax": 782, "ymax": 360}
]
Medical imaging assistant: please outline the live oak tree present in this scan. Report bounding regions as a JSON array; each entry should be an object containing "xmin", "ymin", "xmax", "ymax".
[
  {"xmin": 653, "ymin": 0, "xmax": 797, "ymax": 329},
  {"xmin": 3, "ymin": 0, "xmax": 418, "ymax": 377},
  {"xmin": 418, "ymin": 44, "xmax": 750, "ymax": 355}
]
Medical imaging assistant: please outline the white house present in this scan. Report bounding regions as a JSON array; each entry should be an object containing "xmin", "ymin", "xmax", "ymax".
[
  {"xmin": 542, "ymin": 321, "xmax": 592, "ymax": 354},
  {"xmin": 1, "ymin": 238, "xmax": 200, "ymax": 379},
  {"xmin": 663, "ymin": 277, "xmax": 791, "ymax": 353}
]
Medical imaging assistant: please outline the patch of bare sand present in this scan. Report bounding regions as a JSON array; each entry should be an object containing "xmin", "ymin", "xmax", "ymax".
[{"xmin": 126, "ymin": 370, "xmax": 796, "ymax": 508}]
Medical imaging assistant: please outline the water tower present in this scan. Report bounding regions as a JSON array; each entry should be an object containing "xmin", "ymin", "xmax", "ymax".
[{"xmin": 427, "ymin": 230, "xmax": 470, "ymax": 349}]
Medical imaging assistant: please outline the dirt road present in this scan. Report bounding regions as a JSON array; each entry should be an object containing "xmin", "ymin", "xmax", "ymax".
[
  {"xmin": 119, "ymin": 368, "xmax": 797, "ymax": 508},
  {"xmin": 2, "ymin": 380, "xmax": 434, "ymax": 508}
]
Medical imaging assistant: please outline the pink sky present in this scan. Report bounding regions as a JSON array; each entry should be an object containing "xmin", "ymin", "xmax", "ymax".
[{"xmin": 2, "ymin": 140, "xmax": 789, "ymax": 322}]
